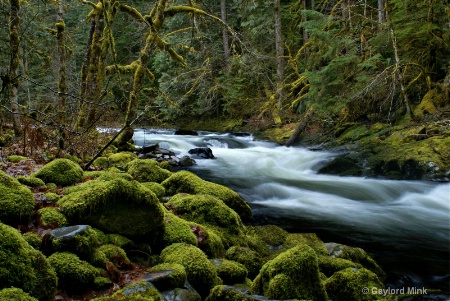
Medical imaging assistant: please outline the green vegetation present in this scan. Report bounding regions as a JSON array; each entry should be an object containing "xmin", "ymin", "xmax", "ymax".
[
  {"xmin": 37, "ymin": 207, "xmax": 68, "ymax": 228},
  {"xmin": 33, "ymin": 159, "xmax": 83, "ymax": 186},
  {"xmin": 211, "ymin": 259, "xmax": 248, "ymax": 285},
  {"xmin": 0, "ymin": 223, "xmax": 57, "ymax": 301},
  {"xmin": 0, "ymin": 288, "xmax": 38, "ymax": 301},
  {"xmin": 0, "ymin": 171, "xmax": 35, "ymax": 226},
  {"xmin": 150, "ymin": 263, "xmax": 187, "ymax": 290},
  {"xmin": 17, "ymin": 176, "xmax": 46, "ymax": 187},
  {"xmin": 7, "ymin": 155, "xmax": 28, "ymax": 163},
  {"xmin": 127, "ymin": 159, "xmax": 172, "ymax": 183}
]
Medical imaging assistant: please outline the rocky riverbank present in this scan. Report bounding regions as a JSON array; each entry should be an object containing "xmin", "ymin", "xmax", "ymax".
[{"xmin": 0, "ymin": 154, "xmax": 425, "ymax": 301}]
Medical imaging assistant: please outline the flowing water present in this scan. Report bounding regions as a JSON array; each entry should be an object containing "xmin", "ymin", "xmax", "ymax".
[{"xmin": 133, "ymin": 128, "xmax": 450, "ymax": 290}]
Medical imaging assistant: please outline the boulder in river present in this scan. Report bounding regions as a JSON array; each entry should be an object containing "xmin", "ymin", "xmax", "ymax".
[{"xmin": 188, "ymin": 147, "xmax": 215, "ymax": 159}]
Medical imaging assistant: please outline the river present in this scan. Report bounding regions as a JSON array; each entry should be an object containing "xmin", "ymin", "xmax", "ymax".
[{"xmin": 133, "ymin": 128, "xmax": 450, "ymax": 291}]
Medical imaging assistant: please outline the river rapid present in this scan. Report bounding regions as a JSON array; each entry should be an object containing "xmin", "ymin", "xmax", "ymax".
[{"xmin": 133, "ymin": 128, "xmax": 450, "ymax": 291}]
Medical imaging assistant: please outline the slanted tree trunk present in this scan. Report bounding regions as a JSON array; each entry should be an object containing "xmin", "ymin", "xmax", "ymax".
[
  {"xmin": 285, "ymin": 108, "xmax": 313, "ymax": 147},
  {"xmin": 220, "ymin": 0, "xmax": 230, "ymax": 69},
  {"xmin": 9, "ymin": 0, "xmax": 22, "ymax": 136},
  {"xmin": 274, "ymin": 0, "xmax": 284, "ymax": 119}
]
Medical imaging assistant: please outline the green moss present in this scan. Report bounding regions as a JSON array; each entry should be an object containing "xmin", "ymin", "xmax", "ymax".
[
  {"xmin": 225, "ymin": 246, "xmax": 264, "ymax": 279},
  {"xmin": 92, "ymin": 156, "xmax": 109, "ymax": 169},
  {"xmin": 324, "ymin": 268, "xmax": 383, "ymax": 301},
  {"xmin": 48, "ymin": 252, "xmax": 99, "ymax": 293},
  {"xmin": 159, "ymin": 160, "xmax": 172, "ymax": 171},
  {"xmin": 83, "ymin": 170, "xmax": 133, "ymax": 182},
  {"xmin": 162, "ymin": 171, "xmax": 252, "ymax": 221},
  {"xmin": 0, "ymin": 288, "xmax": 38, "ymax": 301},
  {"xmin": 91, "ymin": 228, "xmax": 109, "ymax": 245},
  {"xmin": 58, "ymin": 179, "xmax": 164, "ymax": 242},
  {"xmin": 107, "ymin": 234, "xmax": 135, "ymax": 250},
  {"xmin": 108, "ymin": 152, "xmax": 137, "ymax": 169},
  {"xmin": 141, "ymin": 182, "xmax": 166, "ymax": 199},
  {"xmin": 94, "ymin": 276, "xmax": 112, "ymax": 290},
  {"xmin": 0, "ymin": 223, "xmax": 57, "ymax": 301},
  {"xmin": 0, "ymin": 170, "xmax": 34, "ymax": 226},
  {"xmin": 45, "ymin": 183, "xmax": 57, "ymax": 191},
  {"xmin": 91, "ymin": 281, "xmax": 161, "ymax": 301},
  {"xmin": 98, "ymin": 244, "xmax": 130, "ymax": 265},
  {"xmin": 318, "ymin": 256, "xmax": 362, "ymax": 277},
  {"xmin": 246, "ymin": 225, "xmax": 288, "ymax": 247},
  {"xmin": 38, "ymin": 207, "xmax": 68, "ymax": 228},
  {"xmin": 414, "ymin": 88, "xmax": 445, "ymax": 118},
  {"xmin": 63, "ymin": 154, "xmax": 82, "ymax": 164},
  {"xmin": 7, "ymin": 155, "xmax": 28, "ymax": 163},
  {"xmin": 251, "ymin": 244, "xmax": 327, "ymax": 301},
  {"xmin": 33, "ymin": 158, "xmax": 83, "ymax": 186},
  {"xmin": 162, "ymin": 210, "xmax": 198, "ymax": 248},
  {"xmin": 205, "ymin": 285, "xmax": 259, "ymax": 301},
  {"xmin": 150, "ymin": 263, "xmax": 187, "ymax": 290},
  {"xmin": 211, "ymin": 259, "xmax": 248, "ymax": 285},
  {"xmin": 284, "ymin": 233, "xmax": 328, "ymax": 256},
  {"xmin": 127, "ymin": 159, "xmax": 172, "ymax": 183},
  {"xmin": 17, "ymin": 176, "xmax": 46, "ymax": 187},
  {"xmin": 166, "ymin": 194, "xmax": 247, "ymax": 248},
  {"xmin": 197, "ymin": 225, "xmax": 225, "ymax": 259},
  {"xmin": 44, "ymin": 192, "xmax": 59, "ymax": 203},
  {"xmin": 160, "ymin": 243, "xmax": 221, "ymax": 297},
  {"xmin": 326, "ymin": 243, "xmax": 385, "ymax": 279},
  {"xmin": 22, "ymin": 232, "xmax": 42, "ymax": 249}
]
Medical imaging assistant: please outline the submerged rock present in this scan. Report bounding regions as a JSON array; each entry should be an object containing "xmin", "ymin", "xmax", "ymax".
[
  {"xmin": 0, "ymin": 223, "xmax": 57, "ymax": 301},
  {"xmin": 188, "ymin": 147, "xmax": 215, "ymax": 159}
]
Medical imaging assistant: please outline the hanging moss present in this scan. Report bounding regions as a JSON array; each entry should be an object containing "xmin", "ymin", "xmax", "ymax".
[
  {"xmin": 0, "ymin": 170, "xmax": 34, "ymax": 226},
  {"xmin": 162, "ymin": 171, "xmax": 252, "ymax": 221},
  {"xmin": 0, "ymin": 223, "xmax": 57, "ymax": 301}
]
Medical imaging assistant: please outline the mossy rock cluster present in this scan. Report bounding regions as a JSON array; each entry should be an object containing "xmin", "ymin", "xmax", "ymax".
[{"xmin": 127, "ymin": 159, "xmax": 172, "ymax": 183}]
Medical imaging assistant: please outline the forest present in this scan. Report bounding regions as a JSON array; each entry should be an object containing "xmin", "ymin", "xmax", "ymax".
[{"xmin": 0, "ymin": 0, "xmax": 448, "ymax": 155}]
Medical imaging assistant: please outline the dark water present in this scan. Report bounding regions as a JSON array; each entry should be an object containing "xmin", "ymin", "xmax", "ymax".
[{"xmin": 133, "ymin": 128, "xmax": 450, "ymax": 291}]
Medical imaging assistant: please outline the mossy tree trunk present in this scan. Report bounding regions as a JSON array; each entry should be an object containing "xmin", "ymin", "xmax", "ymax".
[
  {"xmin": 8, "ymin": 0, "xmax": 22, "ymax": 136},
  {"xmin": 274, "ymin": 0, "xmax": 284, "ymax": 118},
  {"xmin": 56, "ymin": 0, "xmax": 66, "ymax": 150}
]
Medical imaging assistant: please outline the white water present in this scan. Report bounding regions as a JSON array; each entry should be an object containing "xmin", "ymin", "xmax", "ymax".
[{"xmin": 133, "ymin": 128, "xmax": 450, "ymax": 287}]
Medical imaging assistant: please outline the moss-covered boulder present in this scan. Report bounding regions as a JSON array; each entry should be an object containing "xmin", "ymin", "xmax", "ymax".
[
  {"xmin": 206, "ymin": 285, "xmax": 261, "ymax": 301},
  {"xmin": 162, "ymin": 210, "xmax": 198, "ymax": 248},
  {"xmin": 166, "ymin": 194, "xmax": 247, "ymax": 248},
  {"xmin": 92, "ymin": 156, "xmax": 109, "ymax": 169},
  {"xmin": 246, "ymin": 225, "xmax": 288, "ymax": 247},
  {"xmin": 22, "ymin": 232, "xmax": 42, "ymax": 249},
  {"xmin": 48, "ymin": 252, "xmax": 100, "ymax": 293},
  {"xmin": 108, "ymin": 152, "xmax": 137, "ymax": 169},
  {"xmin": 91, "ymin": 281, "xmax": 161, "ymax": 301},
  {"xmin": 251, "ymin": 244, "xmax": 327, "ymax": 301},
  {"xmin": 97, "ymin": 244, "xmax": 131, "ymax": 267},
  {"xmin": 325, "ymin": 243, "xmax": 385, "ymax": 279},
  {"xmin": 0, "ymin": 223, "xmax": 57, "ymax": 301},
  {"xmin": 7, "ymin": 155, "xmax": 28, "ymax": 163},
  {"xmin": 162, "ymin": 171, "xmax": 252, "ymax": 221},
  {"xmin": 324, "ymin": 268, "xmax": 383, "ymax": 301},
  {"xmin": 58, "ymin": 179, "xmax": 164, "ymax": 242},
  {"xmin": 37, "ymin": 207, "xmax": 68, "ymax": 228},
  {"xmin": 107, "ymin": 233, "xmax": 135, "ymax": 251},
  {"xmin": 83, "ymin": 170, "xmax": 134, "ymax": 182},
  {"xmin": 0, "ymin": 288, "xmax": 38, "ymax": 301},
  {"xmin": 141, "ymin": 182, "xmax": 166, "ymax": 199},
  {"xmin": 284, "ymin": 233, "xmax": 328, "ymax": 255},
  {"xmin": 318, "ymin": 256, "xmax": 363, "ymax": 277},
  {"xmin": 0, "ymin": 170, "xmax": 34, "ymax": 226},
  {"xmin": 211, "ymin": 259, "xmax": 248, "ymax": 285},
  {"xmin": 127, "ymin": 159, "xmax": 172, "ymax": 183},
  {"xmin": 33, "ymin": 158, "xmax": 83, "ymax": 186},
  {"xmin": 17, "ymin": 176, "xmax": 46, "ymax": 188},
  {"xmin": 160, "ymin": 243, "xmax": 221, "ymax": 297},
  {"xmin": 225, "ymin": 246, "xmax": 263, "ymax": 279},
  {"xmin": 148, "ymin": 263, "xmax": 187, "ymax": 291}
]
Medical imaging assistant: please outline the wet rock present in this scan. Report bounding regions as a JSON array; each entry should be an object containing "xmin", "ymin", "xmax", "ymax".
[
  {"xmin": 175, "ymin": 130, "xmax": 198, "ymax": 136},
  {"xmin": 188, "ymin": 147, "xmax": 215, "ymax": 159},
  {"xmin": 179, "ymin": 155, "xmax": 195, "ymax": 167},
  {"xmin": 161, "ymin": 282, "xmax": 201, "ymax": 301}
]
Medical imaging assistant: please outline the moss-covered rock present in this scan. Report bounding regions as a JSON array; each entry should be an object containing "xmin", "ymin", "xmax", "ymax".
[
  {"xmin": 225, "ymin": 246, "xmax": 263, "ymax": 279},
  {"xmin": 44, "ymin": 192, "xmax": 59, "ymax": 203},
  {"xmin": 38, "ymin": 207, "xmax": 68, "ymax": 228},
  {"xmin": 324, "ymin": 268, "xmax": 383, "ymax": 301},
  {"xmin": 160, "ymin": 243, "xmax": 221, "ymax": 297},
  {"xmin": 92, "ymin": 156, "xmax": 110, "ymax": 169},
  {"xmin": 0, "ymin": 223, "xmax": 57, "ymax": 301},
  {"xmin": 141, "ymin": 182, "xmax": 166, "ymax": 199},
  {"xmin": 0, "ymin": 170, "xmax": 34, "ymax": 226},
  {"xmin": 149, "ymin": 263, "xmax": 187, "ymax": 291},
  {"xmin": 48, "ymin": 252, "xmax": 100, "ymax": 293},
  {"xmin": 127, "ymin": 159, "xmax": 172, "ymax": 183},
  {"xmin": 251, "ymin": 244, "xmax": 327, "ymax": 301},
  {"xmin": 98, "ymin": 244, "xmax": 131, "ymax": 266},
  {"xmin": 325, "ymin": 243, "xmax": 385, "ymax": 279},
  {"xmin": 284, "ymin": 233, "xmax": 328, "ymax": 256},
  {"xmin": 162, "ymin": 171, "xmax": 252, "ymax": 221},
  {"xmin": 58, "ymin": 179, "xmax": 164, "ymax": 242},
  {"xmin": 108, "ymin": 152, "xmax": 137, "ymax": 169},
  {"xmin": 0, "ymin": 288, "xmax": 38, "ymax": 301},
  {"xmin": 17, "ymin": 176, "xmax": 46, "ymax": 187},
  {"xmin": 91, "ymin": 281, "xmax": 161, "ymax": 301},
  {"xmin": 246, "ymin": 225, "xmax": 288, "ymax": 247},
  {"xmin": 318, "ymin": 256, "xmax": 363, "ymax": 277},
  {"xmin": 22, "ymin": 232, "xmax": 42, "ymax": 249},
  {"xmin": 33, "ymin": 158, "xmax": 83, "ymax": 186},
  {"xmin": 162, "ymin": 210, "xmax": 198, "ymax": 248},
  {"xmin": 206, "ymin": 285, "xmax": 262, "ymax": 301},
  {"xmin": 211, "ymin": 259, "xmax": 248, "ymax": 285},
  {"xmin": 7, "ymin": 155, "xmax": 28, "ymax": 163},
  {"xmin": 414, "ymin": 87, "xmax": 447, "ymax": 119},
  {"xmin": 166, "ymin": 194, "xmax": 247, "ymax": 248},
  {"xmin": 107, "ymin": 233, "xmax": 135, "ymax": 250}
]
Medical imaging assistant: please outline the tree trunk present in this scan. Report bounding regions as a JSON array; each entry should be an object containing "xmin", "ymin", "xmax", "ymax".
[
  {"xmin": 220, "ymin": 0, "xmax": 230, "ymax": 69},
  {"xmin": 285, "ymin": 109, "xmax": 313, "ymax": 147},
  {"xmin": 56, "ymin": 0, "xmax": 66, "ymax": 150},
  {"xmin": 274, "ymin": 0, "xmax": 284, "ymax": 117},
  {"xmin": 9, "ymin": 0, "xmax": 22, "ymax": 136},
  {"xmin": 378, "ymin": 0, "xmax": 385, "ymax": 23}
]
